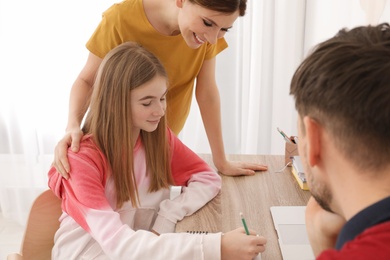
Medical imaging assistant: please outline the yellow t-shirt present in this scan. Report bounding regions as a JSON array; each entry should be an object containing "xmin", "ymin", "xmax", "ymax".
[{"xmin": 86, "ymin": 0, "xmax": 228, "ymax": 134}]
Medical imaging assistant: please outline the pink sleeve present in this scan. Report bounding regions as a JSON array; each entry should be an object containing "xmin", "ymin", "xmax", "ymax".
[
  {"xmin": 47, "ymin": 144, "xmax": 111, "ymax": 232},
  {"xmin": 152, "ymin": 129, "xmax": 221, "ymax": 234},
  {"xmin": 167, "ymin": 128, "xmax": 219, "ymax": 186},
  {"xmin": 48, "ymin": 139, "xmax": 222, "ymax": 259}
]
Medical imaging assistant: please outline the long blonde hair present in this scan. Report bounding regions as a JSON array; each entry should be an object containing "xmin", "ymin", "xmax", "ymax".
[{"xmin": 83, "ymin": 42, "xmax": 174, "ymax": 208}]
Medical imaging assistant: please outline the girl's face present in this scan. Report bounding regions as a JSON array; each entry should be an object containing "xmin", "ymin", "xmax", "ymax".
[
  {"xmin": 131, "ymin": 75, "xmax": 168, "ymax": 137},
  {"xmin": 176, "ymin": 0, "xmax": 239, "ymax": 49}
]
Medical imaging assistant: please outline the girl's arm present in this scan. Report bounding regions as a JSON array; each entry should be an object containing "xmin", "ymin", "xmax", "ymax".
[
  {"xmin": 48, "ymin": 141, "xmax": 222, "ymax": 259},
  {"xmin": 152, "ymin": 129, "xmax": 222, "ymax": 234}
]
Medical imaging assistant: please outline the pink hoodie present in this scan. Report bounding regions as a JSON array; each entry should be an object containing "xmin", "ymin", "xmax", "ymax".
[{"xmin": 48, "ymin": 128, "xmax": 222, "ymax": 259}]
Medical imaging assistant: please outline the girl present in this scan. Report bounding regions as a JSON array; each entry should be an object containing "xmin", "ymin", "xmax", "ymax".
[
  {"xmin": 53, "ymin": 0, "xmax": 268, "ymax": 178},
  {"xmin": 48, "ymin": 42, "xmax": 266, "ymax": 259}
]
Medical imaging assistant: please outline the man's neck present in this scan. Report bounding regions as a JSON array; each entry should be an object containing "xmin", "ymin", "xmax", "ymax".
[{"xmin": 332, "ymin": 163, "xmax": 390, "ymax": 221}]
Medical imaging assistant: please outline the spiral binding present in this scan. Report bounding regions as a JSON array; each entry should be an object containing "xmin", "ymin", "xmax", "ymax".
[{"xmin": 186, "ymin": 231, "xmax": 209, "ymax": 235}]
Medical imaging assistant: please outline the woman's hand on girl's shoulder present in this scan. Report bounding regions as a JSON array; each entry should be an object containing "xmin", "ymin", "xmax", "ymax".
[{"xmin": 53, "ymin": 128, "xmax": 84, "ymax": 179}]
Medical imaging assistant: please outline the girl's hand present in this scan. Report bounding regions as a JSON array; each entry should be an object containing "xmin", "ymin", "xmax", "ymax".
[{"xmin": 221, "ymin": 228, "xmax": 267, "ymax": 260}]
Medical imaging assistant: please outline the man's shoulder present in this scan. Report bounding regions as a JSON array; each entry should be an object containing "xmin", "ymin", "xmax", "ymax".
[
  {"xmin": 362, "ymin": 220, "xmax": 390, "ymax": 237},
  {"xmin": 319, "ymin": 221, "xmax": 390, "ymax": 259}
]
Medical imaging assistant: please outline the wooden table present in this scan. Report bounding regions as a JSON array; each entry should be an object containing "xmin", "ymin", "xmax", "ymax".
[{"xmin": 176, "ymin": 154, "xmax": 311, "ymax": 260}]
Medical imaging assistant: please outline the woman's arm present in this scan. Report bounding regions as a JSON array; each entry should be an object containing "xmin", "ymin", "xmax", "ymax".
[
  {"xmin": 195, "ymin": 58, "xmax": 268, "ymax": 176},
  {"xmin": 53, "ymin": 52, "xmax": 102, "ymax": 178}
]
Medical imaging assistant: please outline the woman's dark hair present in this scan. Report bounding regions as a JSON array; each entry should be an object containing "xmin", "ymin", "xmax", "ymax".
[{"xmin": 190, "ymin": 0, "xmax": 247, "ymax": 16}]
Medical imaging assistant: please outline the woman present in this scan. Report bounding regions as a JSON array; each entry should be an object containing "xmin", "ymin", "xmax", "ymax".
[
  {"xmin": 54, "ymin": 0, "xmax": 268, "ymax": 179},
  {"xmin": 48, "ymin": 42, "xmax": 266, "ymax": 259}
]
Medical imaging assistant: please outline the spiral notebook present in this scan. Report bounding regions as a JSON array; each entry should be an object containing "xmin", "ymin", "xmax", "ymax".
[{"xmin": 270, "ymin": 206, "xmax": 314, "ymax": 260}]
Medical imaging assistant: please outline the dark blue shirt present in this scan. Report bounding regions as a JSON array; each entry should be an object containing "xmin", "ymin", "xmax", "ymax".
[{"xmin": 336, "ymin": 196, "xmax": 390, "ymax": 250}]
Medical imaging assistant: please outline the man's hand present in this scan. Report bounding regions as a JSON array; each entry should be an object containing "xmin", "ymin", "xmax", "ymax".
[{"xmin": 305, "ymin": 196, "xmax": 346, "ymax": 257}]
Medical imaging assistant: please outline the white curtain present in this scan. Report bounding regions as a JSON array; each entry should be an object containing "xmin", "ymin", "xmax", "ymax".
[
  {"xmin": 0, "ymin": 0, "xmax": 120, "ymax": 224},
  {"xmin": 0, "ymin": 0, "xmax": 389, "ymax": 225}
]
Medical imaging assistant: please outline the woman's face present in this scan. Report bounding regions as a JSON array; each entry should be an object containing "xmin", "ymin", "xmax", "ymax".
[
  {"xmin": 176, "ymin": 0, "xmax": 239, "ymax": 49},
  {"xmin": 131, "ymin": 75, "xmax": 168, "ymax": 136}
]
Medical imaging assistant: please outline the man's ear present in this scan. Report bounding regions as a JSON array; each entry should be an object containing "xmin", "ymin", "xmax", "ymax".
[{"xmin": 303, "ymin": 116, "xmax": 322, "ymax": 167}]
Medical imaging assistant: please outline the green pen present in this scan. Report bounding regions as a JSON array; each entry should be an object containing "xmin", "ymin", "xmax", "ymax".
[
  {"xmin": 277, "ymin": 127, "xmax": 293, "ymax": 144},
  {"xmin": 240, "ymin": 212, "xmax": 250, "ymax": 235}
]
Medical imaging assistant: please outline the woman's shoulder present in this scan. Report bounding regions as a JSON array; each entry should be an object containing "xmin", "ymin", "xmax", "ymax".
[{"xmin": 104, "ymin": 0, "xmax": 144, "ymax": 16}]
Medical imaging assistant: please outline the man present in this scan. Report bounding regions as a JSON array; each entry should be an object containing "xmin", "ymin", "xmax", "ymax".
[{"xmin": 290, "ymin": 23, "xmax": 390, "ymax": 259}]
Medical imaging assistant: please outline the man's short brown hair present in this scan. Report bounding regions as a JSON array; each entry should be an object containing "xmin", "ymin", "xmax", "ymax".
[{"xmin": 290, "ymin": 23, "xmax": 390, "ymax": 171}]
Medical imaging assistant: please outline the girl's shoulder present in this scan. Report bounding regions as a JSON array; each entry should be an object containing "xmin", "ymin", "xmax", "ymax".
[
  {"xmin": 79, "ymin": 134, "xmax": 99, "ymax": 152},
  {"xmin": 73, "ymin": 135, "xmax": 108, "ymax": 170}
]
